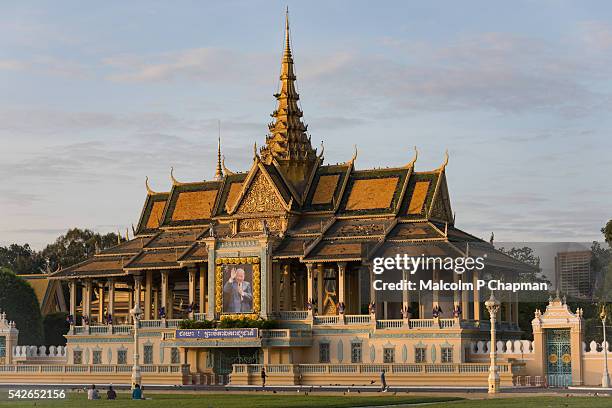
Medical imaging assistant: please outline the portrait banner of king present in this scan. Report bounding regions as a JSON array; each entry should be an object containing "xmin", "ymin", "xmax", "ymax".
[{"xmin": 215, "ymin": 257, "xmax": 261, "ymax": 318}]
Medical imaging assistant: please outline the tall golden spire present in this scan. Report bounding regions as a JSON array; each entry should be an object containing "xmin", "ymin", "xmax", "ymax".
[
  {"xmin": 214, "ymin": 120, "xmax": 223, "ymax": 181},
  {"xmin": 260, "ymin": 8, "xmax": 317, "ymax": 182}
]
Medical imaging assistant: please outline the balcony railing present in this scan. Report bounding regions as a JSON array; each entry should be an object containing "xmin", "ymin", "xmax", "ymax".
[{"xmin": 232, "ymin": 362, "xmax": 511, "ymax": 375}]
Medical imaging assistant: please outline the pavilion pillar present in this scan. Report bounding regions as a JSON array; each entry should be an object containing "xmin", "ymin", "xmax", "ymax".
[
  {"xmin": 317, "ymin": 263, "xmax": 324, "ymax": 314},
  {"xmin": 402, "ymin": 269, "xmax": 409, "ymax": 313},
  {"xmin": 153, "ymin": 288, "xmax": 159, "ymax": 318},
  {"xmin": 83, "ymin": 279, "xmax": 92, "ymax": 322},
  {"xmin": 133, "ymin": 275, "xmax": 142, "ymax": 309},
  {"xmin": 504, "ymin": 293, "xmax": 512, "ymax": 323},
  {"xmin": 161, "ymin": 271, "xmax": 168, "ymax": 318},
  {"xmin": 513, "ymin": 292, "xmax": 519, "ymax": 326},
  {"xmin": 338, "ymin": 262, "xmax": 346, "ymax": 309},
  {"xmin": 144, "ymin": 271, "xmax": 152, "ymax": 320},
  {"xmin": 168, "ymin": 284, "xmax": 174, "ymax": 319},
  {"xmin": 306, "ymin": 263, "xmax": 314, "ymax": 308},
  {"xmin": 69, "ymin": 281, "xmax": 77, "ymax": 324},
  {"xmin": 282, "ymin": 264, "xmax": 292, "ymax": 311},
  {"xmin": 432, "ymin": 269, "xmax": 439, "ymax": 307},
  {"xmin": 97, "ymin": 285, "xmax": 104, "ymax": 323},
  {"xmin": 107, "ymin": 278, "xmax": 115, "ymax": 322},
  {"xmin": 453, "ymin": 271, "xmax": 460, "ymax": 313},
  {"xmin": 461, "ymin": 271, "xmax": 470, "ymax": 320},
  {"xmin": 473, "ymin": 270, "xmax": 481, "ymax": 320},
  {"xmin": 199, "ymin": 264, "xmax": 206, "ymax": 314},
  {"xmin": 188, "ymin": 267, "xmax": 196, "ymax": 319},
  {"xmin": 296, "ymin": 269, "xmax": 305, "ymax": 309},
  {"xmin": 128, "ymin": 284, "xmax": 134, "ymax": 318}
]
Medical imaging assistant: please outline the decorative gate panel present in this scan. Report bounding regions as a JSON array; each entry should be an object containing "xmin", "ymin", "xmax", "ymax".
[{"xmin": 546, "ymin": 329, "xmax": 572, "ymax": 387}]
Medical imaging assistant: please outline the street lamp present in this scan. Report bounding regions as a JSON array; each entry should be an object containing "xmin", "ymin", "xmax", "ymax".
[
  {"xmin": 131, "ymin": 304, "xmax": 143, "ymax": 390},
  {"xmin": 600, "ymin": 306, "xmax": 610, "ymax": 388},
  {"xmin": 485, "ymin": 293, "xmax": 501, "ymax": 394}
]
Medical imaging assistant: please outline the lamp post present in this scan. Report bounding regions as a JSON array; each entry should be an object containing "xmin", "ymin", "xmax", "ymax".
[
  {"xmin": 131, "ymin": 304, "xmax": 143, "ymax": 390},
  {"xmin": 600, "ymin": 306, "xmax": 610, "ymax": 388},
  {"xmin": 485, "ymin": 293, "xmax": 501, "ymax": 394}
]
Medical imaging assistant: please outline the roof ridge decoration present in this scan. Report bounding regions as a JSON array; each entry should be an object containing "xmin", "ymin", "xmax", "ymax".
[
  {"xmin": 222, "ymin": 156, "xmax": 235, "ymax": 176},
  {"xmin": 170, "ymin": 166, "xmax": 185, "ymax": 186},
  {"xmin": 145, "ymin": 176, "xmax": 156, "ymax": 195},
  {"xmin": 404, "ymin": 146, "xmax": 418, "ymax": 169}
]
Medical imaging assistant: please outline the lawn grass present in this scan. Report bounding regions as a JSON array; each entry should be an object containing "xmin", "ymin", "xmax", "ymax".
[
  {"xmin": 0, "ymin": 392, "xmax": 460, "ymax": 408},
  {"xmin": 429, "ymin": 396, "xmax": 612, "ymax": 408},
  {"xmin": 0, "ymin": 393, "xmax": 609, "ymax": 408}
]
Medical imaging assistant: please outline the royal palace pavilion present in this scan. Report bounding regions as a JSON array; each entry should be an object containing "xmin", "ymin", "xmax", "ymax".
[{"xmin": 0, "ymin": 12, "xmax": 610, "ymax": 389}]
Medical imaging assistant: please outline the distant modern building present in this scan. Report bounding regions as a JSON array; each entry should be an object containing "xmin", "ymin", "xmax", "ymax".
[{"xmin": 555, "ymin": 251, "xmax": 593, "ymax": 299}]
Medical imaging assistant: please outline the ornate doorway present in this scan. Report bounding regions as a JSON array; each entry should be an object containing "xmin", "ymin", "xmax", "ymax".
[{"xmin": 546, "ymin": 329, "xmax": 572, "ymax": 387}]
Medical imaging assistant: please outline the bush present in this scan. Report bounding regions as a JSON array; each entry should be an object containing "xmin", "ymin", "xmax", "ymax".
[
  {"xmin": 43, "ymin": 312, "xmax": 69, "ymax": 346},
  {"xmin": 218, "ymin": 316, "xmax": 278, "ymax": 329},
  {"xmin": 0, "ymin": 268, "xmax": 44, "ymax": 345},
  {"xmin": 178, "ymin": 319, "xmax": 215, "ymax": 329}
]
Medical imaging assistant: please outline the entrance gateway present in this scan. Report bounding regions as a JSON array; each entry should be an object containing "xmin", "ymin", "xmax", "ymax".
[{"xmin": 546, "ymin": 329, "xmax": 572, "ymax": 387}]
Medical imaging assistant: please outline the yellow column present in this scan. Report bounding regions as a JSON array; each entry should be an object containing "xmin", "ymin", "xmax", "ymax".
[
  {"xmin": 306, "ymin": 263, "xmax": 314, "ymax": 307},
  {"xmin": 317, "ymin": 263, "xmax": 324, "ymax": 313},
  {"xmin": 199, "ymin": 265, "xmax": 206, "ymax": 314},
  {"xmin": 153, "ymin": 288, "xmax": 159, "ymax": 318},
  {"xmin": 144, "ymin": 271, "xmax": 152, "ymax": 320},
  {"xmin": 161, "ymin": 271, "xmax": 168, "ymax": 318},
  {"xmin": 461, "ymin": 272, "xmax": 470, "ymax": 320},
  {"xmin": 188, "ymin": 267, "xmax": 196, "ymax": 319},
  {"xmin": 513, "ymin": 292, "xmax": 519, "ymax": 326},
  {"xmin": 168, "ymin": 285, "xmax": 174, "ymax": 319},
  {"xmin": 473, "ymin": 270, "xmax": 481, "ymax": 320},
  {"xmin": 133, "ymin": 276, "xmax": 142, "ymax": 308},
  {"xmin": 69, "ymin": 280, "xmax": 77, "ymax": 323},
  {"xmin": 83, "ymin": 279, "xmax": 92, "ymax": 322},
  {"xmin": 282, "ymin": 264, "xmax": 292, "ymax": 311},
  {"xmin": 107, "ymin": 278, "xmax": 115, "ymax": 321},
  {"xmin": 338, "ymin": 262, "xmax": 346, "ymax": 308},
  {"xmin": 97, "ymin": 285, "xmax": 104, "ymax": 323}
]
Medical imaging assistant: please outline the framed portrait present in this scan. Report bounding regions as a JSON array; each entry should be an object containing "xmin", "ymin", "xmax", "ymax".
[{"xmin": 215, "ymin": 257, "xmax": 260, "ymax": 318}]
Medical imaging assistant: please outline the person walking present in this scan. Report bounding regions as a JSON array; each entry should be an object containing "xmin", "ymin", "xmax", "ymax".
[
  {"xmin": 380, "ymin": 370, "xmax": 388, "ymax": 392},
  {"xmin": 87, "ymin": 384, "xmax": 100, "ymax": 400},
  {"xmin": 261, "ymin": 367, "xmax": 267, "ymax": 387}
]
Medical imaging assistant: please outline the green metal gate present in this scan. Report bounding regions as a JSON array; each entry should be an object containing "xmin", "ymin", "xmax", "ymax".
[
  {"xmin": 546, "ymin": 329, "xmax": 572, "ymax": 387},
  {"xmin": 213, "ymin": 348, "xmax": 260, "ymax": 376}
]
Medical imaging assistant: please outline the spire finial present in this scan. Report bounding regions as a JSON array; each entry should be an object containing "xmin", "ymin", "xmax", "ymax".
[
  {"xmin": 259, "ymin": 8, "xmax": 316, "ymax": 172},
  {"xmin": 215, "ymin": 121, "xmax": 223, "ymax": 181}
]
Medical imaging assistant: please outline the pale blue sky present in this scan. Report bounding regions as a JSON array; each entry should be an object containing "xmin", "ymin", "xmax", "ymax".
[{"xmin": 1, "ymin": 1, "xmax": 611, "ymax": 248}]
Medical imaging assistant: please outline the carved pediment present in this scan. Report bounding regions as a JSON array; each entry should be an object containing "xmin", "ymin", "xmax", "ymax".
[{"xmin": 237, "ymin": 172, "xmax": 286, "ymax": 214}]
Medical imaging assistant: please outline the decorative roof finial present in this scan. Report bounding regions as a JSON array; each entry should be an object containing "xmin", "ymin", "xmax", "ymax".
[
  {"xmin": 145, "ymin": 176, "xmax": 156, "ymax": 195},
  {"xmin": 437, "ymin": 149, "xmax": 449, "ymax": 171},
  {"xmin": 215, "ymin": 122, "xmax": 223, "ymax": 181},
  {"xmin": 405, "ymin": 146, "xmax": 418, "ymax": 168},
  {"xmin": 170, "ymin": 166, "xmax": 182, "ymax": 185},
  {"xmin": 348, "ymin": 145, "xmax": 358, "ymax": 165},
  {"xmin": 317, "ymin": 141, "xmax": 325, "ymax": 160},
  {"xmin": 222, "ymin": 156, "xmax": 235, "ymax": 176}
]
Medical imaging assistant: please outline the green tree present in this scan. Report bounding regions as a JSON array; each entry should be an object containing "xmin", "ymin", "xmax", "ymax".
[
  {"xmin": 602, "ymin": 219, "xmax": 612, "ymax": 247},
  {"xmin": 41, "ymin": 228, "xmax": 122, "ymax": 271},
  {"xmin": 0, "ymin": 268, "xmax": 44, "ymax": 345},
  {"xmin": 498, "ymin": 246, "xmax": 550, "ymax": 339},
  {"xmin": 43, "ymin": 312, "xmax": 69, "ymax": 346},
  {"xmin": 0, "ymin": 244, "xmax": 44, "ymax": 275}
]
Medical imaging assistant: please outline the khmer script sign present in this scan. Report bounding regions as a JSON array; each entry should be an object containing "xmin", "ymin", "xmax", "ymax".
[{"xmin": 175, "ymin": 328, "xmax": 258, "ymax": 339}]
